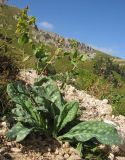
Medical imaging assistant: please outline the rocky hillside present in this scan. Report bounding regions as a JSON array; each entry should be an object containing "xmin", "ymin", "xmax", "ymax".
[
  {"xmin": 0, "ymin": 4, "xmax": 124, "ymax": 62},
  {"xmin": 1, "ymin": 4, "xmax": 125, "ymax": 160},
  {"xmin": 32, "ymin": 29, "xmax": 96, "ymax": 58},
  {"xmin": 0, "ymin": 4, "xmax": 96, "ymax": 59},
  {"xmin": 1, "ymin": 4, "xmax": 125, "ymax": 117}
]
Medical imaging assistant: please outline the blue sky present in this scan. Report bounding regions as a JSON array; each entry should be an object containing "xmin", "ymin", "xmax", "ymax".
[{"xmin": 8, "ymin": 0, "xmax": 125, "ymax": 59}]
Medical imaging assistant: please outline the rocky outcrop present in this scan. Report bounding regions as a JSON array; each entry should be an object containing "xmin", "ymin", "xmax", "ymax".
[{"xmin": 32, "ymin": 29, "xmax": 96, "ymax": 59}]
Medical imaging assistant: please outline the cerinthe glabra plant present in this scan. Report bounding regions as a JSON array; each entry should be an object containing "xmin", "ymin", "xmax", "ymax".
[
  {"xmin": 6, "ymin": 7, "xmax": 122, "ymax": 149},
  {"xmin": 7, "ymin": 76, "xmax": 122, "ymax": 146}
]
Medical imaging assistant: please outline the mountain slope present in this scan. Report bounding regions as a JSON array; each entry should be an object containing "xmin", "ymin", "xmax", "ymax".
[
  {"xmin": 0, "ymin": 5, "xmax": 36, "ymax": 68},
  {"xmin": 1, "ymin": 4, "xmax": 125, "ymax": 116}
]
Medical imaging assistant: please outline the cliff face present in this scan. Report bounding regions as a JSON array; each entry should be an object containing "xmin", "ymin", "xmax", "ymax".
[{"xmin": 32, "ymin": 29, "xmax": 96, "ymax": 58}]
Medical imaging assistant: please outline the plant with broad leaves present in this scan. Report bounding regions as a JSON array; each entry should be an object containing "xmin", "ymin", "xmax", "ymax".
[
  {"xmin": 55, "ymin": 39, "xmax": 87, "ymax": 88},
  {"xmin": 16, "ymin": 7, "xmax": 49, "ymax": 72},
  {"xmin": 16, "ymin": 7, "xmax": 88, "ymax": 78},
  {"xmin": 16, "ymin": 6, "xmax": 36, "ymax": 45},
  {"xmin": 7, "ymin": 77, "xmax": 122, "ymax": 147},
  {"xmin": 16, "ymin": 7, "xmax": 63, "ymax": 74},
  {"xmin": 69, "ymin": 39, "xmax": 87, "ymax": 69},
  {"xmin": 57, "ymin": 40, "xmax": 87, "ymax": 88}
]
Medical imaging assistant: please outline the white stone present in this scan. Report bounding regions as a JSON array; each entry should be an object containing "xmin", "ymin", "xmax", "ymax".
[
  {"xmin": 102, "ymin": 99, "xmax": 108, "ymax": 104},
  {"xmin": 97, "ymin": 104, "xmax": 112, "ymax": 116},
  {"xmin": 108, "ymin": 153, "xmax": 115, "ymax": 160},
  {"xmin": 11, "ymin": 148, "xmax": 21, "ymax": 153}
]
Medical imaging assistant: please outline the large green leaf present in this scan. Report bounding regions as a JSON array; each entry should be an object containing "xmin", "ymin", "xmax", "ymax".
[
  {"xmin": 18, "ymin": 33, "xmax": 29, "ymax": 45},
  {"xmin": 60, "ymin": 121, "xmax": 122, "ymax": 145},
  {"xmin": 57, "ymin": 101, "xmax": 79, "ymax": 132},
  {"xmin": 33, "ymin": 47, "xmax": 44, "ymax": 59},
  {"xmin": 7, "ymin": 82, "xmax": 46, "ymax": 129},
  {"xmin": 24, "ymin": 99, "xmax": 46, "ymax": 128},
  {"xmin": 7, "ymin": 122, "xmax": 33, "ymax": 142},
  {"xmin": 12, "ymin": 104, "xmax": 33, "ymax": 123},
  {"xmin": 34, "ymin": 76, "xmax": 63, "ymax": 110},
  {"xmin": 7, "ymin": 82, "xmax": 29, "ymax": 105}
]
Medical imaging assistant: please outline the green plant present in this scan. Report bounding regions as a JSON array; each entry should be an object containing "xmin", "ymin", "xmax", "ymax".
[
  {"xmin": 82, "ymin": 141, "xmax": 109, "ymax": 160},
  {"xmin": 7, "ymin": 76, "xmax": 122, "ymax": 146},
  {"xmin": 16, "ymin": 7, "xmax": 87, "ymax": 85},
  {"xmin": 16, "ymin": 7, "xmax": 62, "ymax": 74},
  {"xmin": 56, "ymin": 39, "xmax": 87, "ymax": 88},
  {"xmin": 111, "ymin": 93, "xmax": 125, "ymax": 116}
]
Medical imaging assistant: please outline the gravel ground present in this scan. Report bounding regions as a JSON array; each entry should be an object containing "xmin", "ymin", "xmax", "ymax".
[{"xmin": 0, "ymin": 121, "xmax": 81, "ymax": 160}]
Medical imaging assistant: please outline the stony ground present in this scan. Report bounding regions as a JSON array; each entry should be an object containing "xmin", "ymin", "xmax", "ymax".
[
  {"xmin": 61, "ymin": 84, "xmax": 125, "ymax": 160},
  {"xmin": 0, "ymin": 69, "xmax": 125, "ymax": 160},
  {"xmin": 0, "ymin": 122, "xmax": 81, "ymax": 160}
]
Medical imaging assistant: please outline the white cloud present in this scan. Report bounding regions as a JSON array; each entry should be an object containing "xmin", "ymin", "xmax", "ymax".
[
  {"xmin": 38, "ymin": 21, "xmax": 54, "ymax": 30},
  {"xmin": 89, "ymin": 44, "xmax": 115, "ymax": 55}
]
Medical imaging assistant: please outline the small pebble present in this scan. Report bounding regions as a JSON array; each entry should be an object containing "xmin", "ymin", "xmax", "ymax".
[
  {"xmin": 56, "ymin": 155, "xmax": 64, "ymax": 160},
  {"xmin": 11, "ymin": 147, "xmax": 21, "ymax": 153},
  {"xmin": 65, "ymin": 142, "xmax": 70, "ymax": 148},
  {"xmin": 55, "ymin": 149, "xmax": 59, "ymax": 155},
  {"xmin": 0, "ymin": 147, "xmax": 6, "ymax": 154},
  {"xmin": 47, "ymin": 148, "xmax": 51, "ymax": 152},
  {"xmin": 6, "ymin": 142, "xmax": 12, "ymax": 146},
  {"xmin": 1, "ymin": 122, "xmax": 7, "ymax": 128},
  {"xmin": 64, "ymin": 153, "xmax": 69, "ymax": 159},
  {"xmin": 108, "ymin": 153, "xmax": 114, "ymax": 160},
  {"xmin": 68, "ymin": 155, "xmax": 81, "ymax": 160}
]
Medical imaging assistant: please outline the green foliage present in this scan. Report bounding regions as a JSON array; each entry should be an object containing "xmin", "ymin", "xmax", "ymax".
[
  {"xmin": 7, "ymin": 76, "xmax": 77, "ymax": 139},
  {"xmin": 0, "ymin": 5, "xmax": 36, "ymax": 69},
  {"xmin": 76, "ymin": 142, "xmax": 83, "ymax": 157},
  {"xmin": 93, "ymin": 56, "xmax": 125, "ymax": 87},
  {"xmin": 15, "ymin": 7, "xmax": 59, "ymax": 73},
  {"xmin": 1, "ymin": 6, "xmax": 124, "ymax": 153},
  {"xmin": 15, "ymin": 7, "xmax": 87, "ymax": 87},
  {"xmin": 93, "ymin": 57, "xmax": 113, "ymax": 77},
  {"xmin": 56, "ymin": 101, "xmax": 79, "ymax": 132},
  {"xmin": 33, "ymin": 76, "xmax": 63, "ymax": 110},
  {"xmin": 16, "ymin": 6, "xmax": 35, "ymax": 45},
  {"xmin": 59, "ymin": 121, "xmax": 121, "ymax": 145},
  {"xmin": 68, "ymin": 39, "xmax": 87, "ymax": 70},
  {"xmin": 92, "ymin": 56, "xmax": 125, "ymax": 115},
  {"xmin": 112, "ymin": 94, "xmax": 125, "ymax": 116},
  {"xmin": 7, "ymin": 122, "xmax": 33, "ymax": 142},
  {"xmin": 76, "ymin": 69, "xmax": 97, "ymax": 90},
  {"xmin": 82, "ymin": 141, "xmax": 109, "ymax": 160},
  {"xmin": 18, "ymin": 33, "xmax": 29, "ymax": 45},
  {"xmin": 7, "ymin": 77, "xmax": 122, "ymax": 146}
]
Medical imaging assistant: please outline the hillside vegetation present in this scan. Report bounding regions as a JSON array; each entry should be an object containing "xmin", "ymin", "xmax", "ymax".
[
  {"xmin": 0, "ymin": 4, "xmax": 125, "ymax": 116},
  {"xmin": 0, "ymin": 4, "xmax": 125, "ymax": 160}
]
